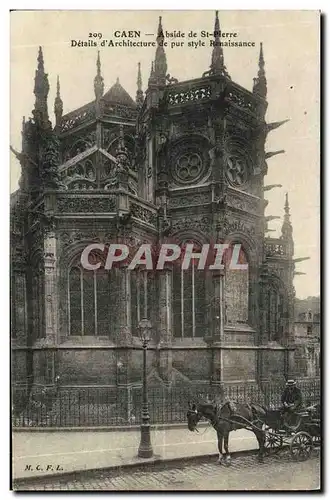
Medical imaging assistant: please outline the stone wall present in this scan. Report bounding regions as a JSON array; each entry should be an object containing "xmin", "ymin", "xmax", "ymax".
[
  {"xmin": 55, "ymin": 349, "xmax": 117, "ymax": 385},
  {"xmin": 260, "ymin": 349, "xmax": 286, "ymax": 381},
  {"xmin": 172, "ymin": 349, "xmax": 211, "ymax": 381},
  {"xmin": 22, "ymin": 344, "xmax": 295, "ymax": 386},
  {"xmin": 222, "ymin": 349, "xmax": 256, "ymax": 382},
  {"xmin": 12, "ymin": 351, "xmax": 28, "ymax": 382}
]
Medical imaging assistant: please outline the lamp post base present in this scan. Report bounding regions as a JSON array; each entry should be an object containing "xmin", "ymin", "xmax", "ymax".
[{"xmin": 138, "ymin": 423, "xmax": 153, "ymax": 458}]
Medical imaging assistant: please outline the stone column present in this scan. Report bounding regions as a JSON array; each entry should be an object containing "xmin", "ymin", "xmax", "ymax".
[
  {"xmin": 43, "ymin": 230, "xmax": 59, "ymax": 345},
  {"xmin": 12, "ymin": 272, "xmax": 27, "ymax": 345},
  {"xmin": 261, "ymin": 282, "xmax": 269, "ymax": 341},
  {"xmin": 210, "ymin": 269, "xmax": 225, "ymax": 385},
  {"xmin": 286, "ymin": 288, "xmax": 296, "ymax": 345},
  {"xmin": 116, "ymin": 348, "xmax": 131, "ymax": 423},
  {"xmin": 219, "ymin": 270, "xmax": 225, "ymax": 340},
  {"xmin": 116, "ymin": 264, "xmax": 132, "ymax": 345},
  {"xmin": 157, "ymin": 265, "xmax": 173, "ymax": 384},
  {"xmin": 31, "ymin": 226, "xmax": 59, "ymax": 386},
  {"xmin": 284, "ymin": 347, "xmax": 296, "ymax": 379},
  {"xmin": 257, "ymin": 278, "xmax": 267, "ymax": 382},
  {"xmin": 248, "ymin": 265, "xmax": 259, "ymax": 332},
  {"xmin": 146, "ymin": 134, "xmax": 154, "ymax": 204},
  {"xmin": 211, "ymin": 269, "xmax": 225, "ymax": 343}
]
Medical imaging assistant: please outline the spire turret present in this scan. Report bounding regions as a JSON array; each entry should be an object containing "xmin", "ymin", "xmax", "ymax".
[
  {"xmin": 136, "ymin": 62, "xmax": 144, "ymax": 107},
  {"xmin": 153, "ymin": 16, "xmax": 167, "ymax": 85},
  {"xmin": 148, "ymin": 61, "xmax": 156, "ymax": 85},
  {"xmin": 33, "ymin": 46, "xmax": 50, "ymax": 126},
  {"xmin": 281, "ymin": 192, "xmax": 293, "ymax": 240},
  {"xmin": 54, "ymin": 75, "xmax": 63, "ymax": 126},
  {"xmin": 284, "ymin": 192, "xmax": 290, "ymax": 217},
  {"xmin": 253, "ymin": 43, "xmax": 267, "ymax": 99},
  {"xmin": 203, "ymin": 11, "xmax": 230, "ymax": 78},
  {"xmin": 94, "ymin": 51, "xmax": 104, "ymax": 99}
]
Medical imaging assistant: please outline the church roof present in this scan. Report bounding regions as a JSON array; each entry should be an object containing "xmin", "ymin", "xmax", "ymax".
[{"xmin": 102, "ymin": 78, "xmax": 136, "ymax": 108}]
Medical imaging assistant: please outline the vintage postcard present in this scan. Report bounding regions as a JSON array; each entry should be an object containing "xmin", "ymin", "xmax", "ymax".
[{"xmin": 10, "ymin": 10, "xmax": 320, "ymax": 491}]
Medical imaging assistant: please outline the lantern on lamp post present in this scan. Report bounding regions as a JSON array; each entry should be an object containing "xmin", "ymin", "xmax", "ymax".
[{"xmin": 137, "ymin": 318, "xmax": 153, "ymax": 458}]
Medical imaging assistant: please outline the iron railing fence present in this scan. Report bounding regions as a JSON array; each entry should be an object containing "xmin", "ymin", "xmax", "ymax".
[{"xmin": 12, "ymin": 379, "xmax": 320, "ymax": 428}]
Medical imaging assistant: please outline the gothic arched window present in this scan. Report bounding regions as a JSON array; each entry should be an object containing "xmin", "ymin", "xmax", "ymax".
[
  {"xmin": 131, "ymin": 270, "xmax": 155, "ymax": 335},
  {"xmin": 224, "ymin": 246, "xmax": 249, "ymax": 325},
  {"xmin": 172, "ymin": 246, "xmax": 206, "ymax": 338},
  {"xmin": 68, "ymin": 264, "xmax": 115, "ymax": 336},
  {"xmin": 266, "ymin": 282, "xmax": 284, "ymax": 342}
]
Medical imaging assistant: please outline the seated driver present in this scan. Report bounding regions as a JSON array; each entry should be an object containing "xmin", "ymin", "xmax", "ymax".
[{"xmin": 281, "ymin": 380, "xmax": 303, "ymax": 426}]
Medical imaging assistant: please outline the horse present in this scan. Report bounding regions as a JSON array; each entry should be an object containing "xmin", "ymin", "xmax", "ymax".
[{"xmin": 187, "ymin": 400, "xmax": 267, "ymax": 465}]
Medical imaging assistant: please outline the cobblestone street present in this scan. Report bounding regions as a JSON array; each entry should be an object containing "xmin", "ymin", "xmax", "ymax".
[{"xmin": 14, "ymin": 450, "xmax": 320, "ymax": 491}]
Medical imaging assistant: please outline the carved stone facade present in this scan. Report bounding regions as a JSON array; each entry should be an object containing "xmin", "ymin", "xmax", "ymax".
[{"xmin": 11, "ymin": 15, "xmax": 302, "ymax": 390}]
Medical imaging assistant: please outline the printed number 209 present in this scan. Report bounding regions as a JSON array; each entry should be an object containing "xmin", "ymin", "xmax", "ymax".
[{"xmin": 89, "ymin": 33, "xmax": 103, "ymax": 39}]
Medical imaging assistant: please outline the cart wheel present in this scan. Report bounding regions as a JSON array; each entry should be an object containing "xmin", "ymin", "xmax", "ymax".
[
  {"xmin": 290, "ymin": 431, "xmax": 313, "ymax": 461},
  {"xmin": 264, "ymin": 429, "xmax": 283, "ymax": 455}
]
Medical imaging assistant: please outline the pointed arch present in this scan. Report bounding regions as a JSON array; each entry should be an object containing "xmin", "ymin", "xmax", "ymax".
[
  {"xmin": 223, "ymin": 231, "xmax": 259, "ymax": 327},
  {"xmin": 222, "ymin": 244, "xmax": 249, "ymax": 325},
  {"xmin": 264, "ymin": 272, "xmax": 288, "ymax": 342},
  {"xmin": 130, "ymin": 269, "xmax": 156, "ymax": 336},
  {"xmin": 171, "ymin": 235, "xmax": 208, "ymax": 338},
  {"xmin": 60, "ymin": 242, "xmax": 118, "ymax": 337}
]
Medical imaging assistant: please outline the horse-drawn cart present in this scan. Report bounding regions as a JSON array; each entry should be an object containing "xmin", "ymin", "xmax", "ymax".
[
  {"xmin": 263, "ymin": 404, "xmax": 320, "ymax": 461},
  {"xmin": 187, "ymin": 400, "xmax": 320, "ymax": 464}
]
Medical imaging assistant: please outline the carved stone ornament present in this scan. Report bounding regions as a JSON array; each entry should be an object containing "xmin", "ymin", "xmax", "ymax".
[
  {"xmin": 58, "ymin": 230, "xmax": 113, "ymax": 249},
  {"xmin": 169, "ymin": 139, "xmax": 210, "ymax": 186},
  {"xmin": 223, "ymin": 136, "xmax": 253, "ymax": 188},
  {"xmin": 264, "ymin": 242, "xmax": 286, "ymax": 257},
  {"xmin": 226, "ymin": 88, "xmax": 258, "ymax": 115},
  {"xmin": 226, "ymin": 191, "xmax": 260, "ymax": 214},
  {"xmin": 42, "ymin": 214, "xmax": 57, "ymax": 233},
  {"xmin": 175, "ymin": 152, "xmax": 203, "ymax": 183},
  {"xmin": 62, "ymin": 131, "xmax": 97, "ymax": 161},
  {"xmin": 130, "ymin": 203, "xmax": 157, "ymax": 226},
  {"xmin": 170, "ymin": 215, "xmax": 210, "ymax": 236},
  {"xmin": 224, "ymin": 218, "xmax": 256, "ymax": 236},
  {"xmin": 60, "ymin": 103, "xmax": 95, "ymax": 133},
  {"xmin": 57, "ymin": 196, "xmax": 116, "ymax": 213},
  {"xmin": 167, "ymin": 85, "xmax": 212, "ymax": 106},
  {"xmin": 40, "ymin": 130, "xmax": 62, "ymax": 189},
  {"xmin": 225, "ymin": 155, "xmax": 247, "ymax": 186},
  {"xmin": 170, "ymin": 192, "xmax": 211, "ymax": 208}
]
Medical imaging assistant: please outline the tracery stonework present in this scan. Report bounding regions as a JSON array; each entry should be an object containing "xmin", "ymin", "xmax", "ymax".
[
  {"xmin": 11, "ymin": 14, "xmax": 298, "ymax": 387},
  {"xmin": 225, "ymin": 269, "xmax": 249, "ymax": 324}
]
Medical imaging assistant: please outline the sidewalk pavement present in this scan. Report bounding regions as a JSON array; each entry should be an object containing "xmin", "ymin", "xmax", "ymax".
[{"xmin": 13, "ymin": 425, "xmax": 258, "ymax": 480}]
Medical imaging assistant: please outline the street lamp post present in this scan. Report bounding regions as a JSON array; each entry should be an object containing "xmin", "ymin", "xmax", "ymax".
[{"xmin": 138, "ymin": 318, "xmax": 153, "ymax": 458}]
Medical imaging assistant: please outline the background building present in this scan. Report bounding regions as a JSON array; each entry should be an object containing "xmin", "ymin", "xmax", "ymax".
[
  {"xmin": 11, "ymin": 14, "xmax": 312, "ymax": 391},
  {"xmin": 294, "ymin": 297, "xmax": 320, "ymax": 379}
]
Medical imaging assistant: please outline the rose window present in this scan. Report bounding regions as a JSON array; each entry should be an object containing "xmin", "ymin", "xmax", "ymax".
[
  {"xmin": 175, "ymin": 153, "xmax": 203, "ymax": 182},
  {"xmin": 226, "ymin": 155, "xmax": 248, "ymax": 187}
]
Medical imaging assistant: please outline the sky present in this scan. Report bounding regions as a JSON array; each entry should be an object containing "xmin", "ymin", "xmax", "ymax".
[{"xmin": 10, "ymin": 10, "xmax": 320, "ymax": 298}]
